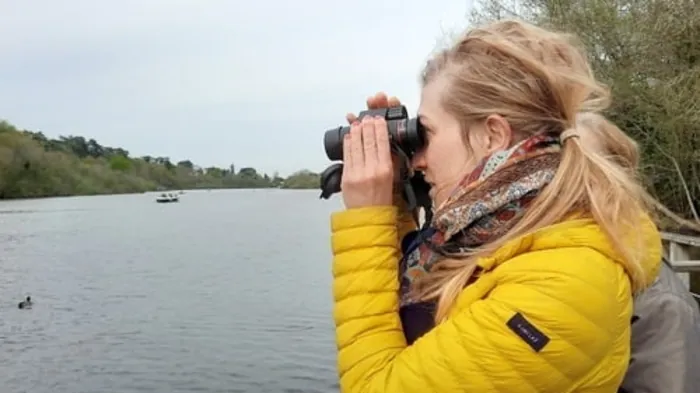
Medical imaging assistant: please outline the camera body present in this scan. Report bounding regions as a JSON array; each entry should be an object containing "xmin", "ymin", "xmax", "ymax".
[{"xmin": 319, "ymin": 105, "xmax": 432, "ymax": 220}]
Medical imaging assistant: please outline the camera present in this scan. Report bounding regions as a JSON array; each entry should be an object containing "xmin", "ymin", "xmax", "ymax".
[
  {"xmin": 319, "ymin": 105, "xmax": 432, "ymax": 221},
  {"xmin": 323, "ymin": 105, "xmax": 425, "ymax": 161}
]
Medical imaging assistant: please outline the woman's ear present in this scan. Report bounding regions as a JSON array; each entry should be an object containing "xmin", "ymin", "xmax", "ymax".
[{"xmin": 483, "ymin": 114, "xmax": 513, "ymax": 153}]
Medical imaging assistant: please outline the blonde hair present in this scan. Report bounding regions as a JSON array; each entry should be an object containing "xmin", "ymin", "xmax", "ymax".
[
  {"xmin": 576, "ymin": 112, "xmax": 640, "ymax": 169},
  {"xmin": 414, "ymin": 19, "xmax": 696, "ymax": 323},
  {"xmin": 576, "ymin": 111, "xmax": 699, "ymax": 233}
]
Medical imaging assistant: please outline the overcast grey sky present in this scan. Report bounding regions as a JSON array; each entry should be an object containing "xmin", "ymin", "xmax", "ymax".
[{"xmin": 1, "ymin": 1, "xmax": 472, "ymax": 176}]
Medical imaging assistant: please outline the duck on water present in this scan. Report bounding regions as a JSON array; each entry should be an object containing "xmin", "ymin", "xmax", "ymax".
[{"xmin": 18, "ymin": 296, "xmax": 32, "ymax": 309}]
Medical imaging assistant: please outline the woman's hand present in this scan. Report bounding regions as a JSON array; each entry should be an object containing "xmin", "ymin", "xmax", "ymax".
[
  {"xmin": 346, "ymin": 92, "xmax": 405, "ymax": 185},
  {"xmin": 345, "ymin": 92, "xmax": 402, "ymax": 124},
  {"xmin": 340, "ymin": 116, "xmax": 395, "ymax": 209}
]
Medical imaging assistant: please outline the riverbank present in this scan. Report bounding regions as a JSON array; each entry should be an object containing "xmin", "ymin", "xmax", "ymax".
[
  {"xmin": 0, "ymin": 186, "xmax": 325, "ymax": 203},
  {"xmin": 0, "ymin": 120, "xmax": 320, "ymax": 199}
]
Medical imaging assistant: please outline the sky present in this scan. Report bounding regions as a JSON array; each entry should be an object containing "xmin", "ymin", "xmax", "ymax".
[{"xmin": 0, "ymin": 0, "xmax": 473, "ymax": 176}]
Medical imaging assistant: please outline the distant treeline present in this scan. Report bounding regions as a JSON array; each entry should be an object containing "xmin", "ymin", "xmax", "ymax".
[{"xmin": 0, "ymin": 120, "xmax": 321, "ymax": 199}]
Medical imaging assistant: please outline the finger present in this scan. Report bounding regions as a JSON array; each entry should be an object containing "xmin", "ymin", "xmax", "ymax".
[
  {"xmin": 366, "ymin": 95, "xmax": 376, "ymax": 110},
  {"xmin": 373, "ymin": 92, "xmax": 388, "ymax": 108},
  {"xmin": 362, "ymin": 117, "xmax": 378, "ymax": 165},
  {"xmin": 346, "ymin": 112, "xmax": 357, "ymax": 125},
  {"xmin": 342, "ymin": 132, "xmax": 352, "ymax": 172},
  {"xmin": 387, "ymin": 96, "xmax": 401, "ymax": 107},
  {"xmin": 349, "ymin": 121, "xmax": 364, "ymax": 168},
  {"xmin": 367, "ymin": 92, "xmax": 388, "ymax": 109},
  {"xmin": 375, "ymin": 117, "xmax": 392, "ymax": 170}
]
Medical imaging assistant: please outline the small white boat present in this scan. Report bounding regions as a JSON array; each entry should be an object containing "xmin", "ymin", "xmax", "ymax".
[{"xmin": 156, "ymin": 192, "xmax": 179, "ymax": 203}]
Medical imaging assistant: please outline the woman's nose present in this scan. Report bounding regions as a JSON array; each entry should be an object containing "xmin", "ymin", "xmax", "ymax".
[{"xmin": 411, "ymin": 151, "xmax": 427, "ymax": 171}]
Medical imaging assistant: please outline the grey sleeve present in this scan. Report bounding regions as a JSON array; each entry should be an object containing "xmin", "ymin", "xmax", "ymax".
[{"xmin": 620, "ymin": 266, "xmax": 700, "ymax": 393}]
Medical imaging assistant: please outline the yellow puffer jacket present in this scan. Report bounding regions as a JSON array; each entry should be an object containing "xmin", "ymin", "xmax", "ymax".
[{"xmin": 330, "ymin": 205, "xmax": 662, "ymax": 393}]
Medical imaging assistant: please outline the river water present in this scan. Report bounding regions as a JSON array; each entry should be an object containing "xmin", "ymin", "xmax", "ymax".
[{"xmin": 0, "ymin": 189, "xmax": 342, "ymax": 393}]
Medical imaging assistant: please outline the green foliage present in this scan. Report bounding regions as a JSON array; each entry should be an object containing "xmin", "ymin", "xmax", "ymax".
[
  {"xmin": 0, "ymin": 120, "xmax": 321, "ymax": 198},
  {"xmin": 109, "ymin": 155, "xmax": 131, "ymax": 171},
  {"xmin": 282, "ymin": 170, "xmax": 321, "ymax": 189}
]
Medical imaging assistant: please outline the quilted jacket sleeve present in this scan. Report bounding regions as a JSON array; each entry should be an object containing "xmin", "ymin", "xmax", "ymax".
[{"xmin": 331, "ymin": 206, "xmax": 629, "ymax": 393}]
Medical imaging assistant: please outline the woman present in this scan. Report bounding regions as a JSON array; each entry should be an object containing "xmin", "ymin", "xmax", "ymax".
[{"xmin": 330, "ymin": 19, "xmax": 665, "ymax": 392}]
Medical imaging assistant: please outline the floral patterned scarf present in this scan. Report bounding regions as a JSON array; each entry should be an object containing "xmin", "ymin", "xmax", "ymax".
[{"xmin": 399, "ymin": 132, "xmax": 563, "ymax": 306}]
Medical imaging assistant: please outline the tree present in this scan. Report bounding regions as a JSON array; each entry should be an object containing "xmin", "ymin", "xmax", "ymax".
[
  {"xmin": 238, "ymin": 167, "xmax": 258, "ymax": 178},
  {"xmin": 283, "ymin": 169, "xmax": 320, "ymax": 189},
  {"xmin": 109, "ymin": 155, "xmax": 131, "ymax": 171},
  {"xmin": 177, "ymin": 160, "xmax": 194, "ymax": 169},
  {"xmin": 0, "ymin": 118, "xmax": 323, "ymax": 198}
]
